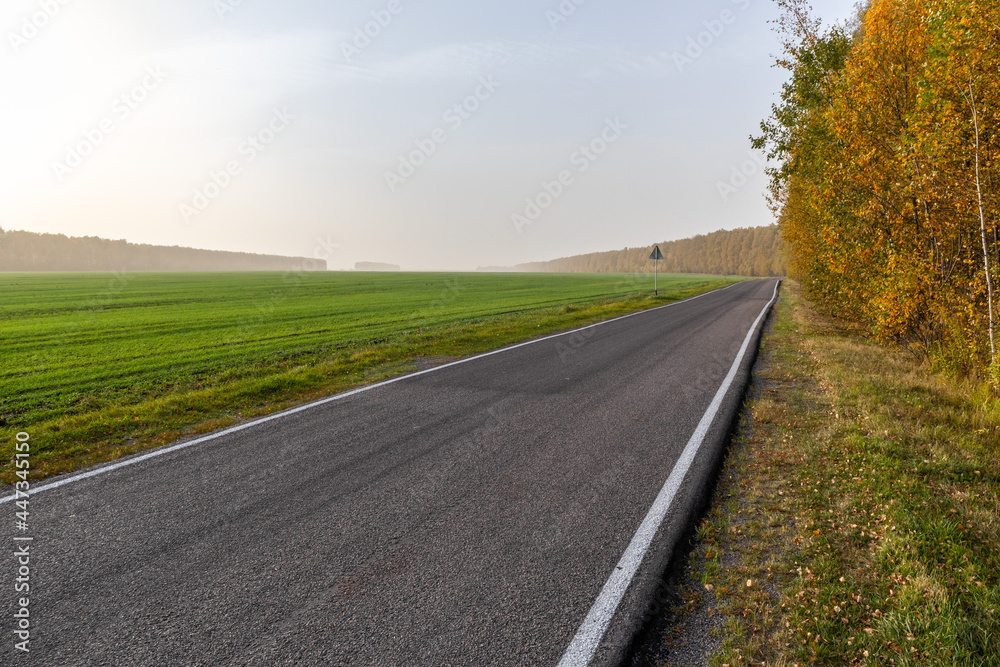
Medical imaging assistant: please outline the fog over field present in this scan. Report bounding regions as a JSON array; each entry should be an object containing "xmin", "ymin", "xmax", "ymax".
[{"xmin": 3, "ymin": 0, "xmax": 854, "ymax": 270}]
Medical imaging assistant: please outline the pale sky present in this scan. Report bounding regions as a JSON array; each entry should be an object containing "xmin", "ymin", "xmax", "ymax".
[{"xmin": 2, "ymin": 0, "xmax": 857, "ymax": 271}]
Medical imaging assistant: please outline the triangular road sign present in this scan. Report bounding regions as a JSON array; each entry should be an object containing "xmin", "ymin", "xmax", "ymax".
[{"xmin": 649, "ymin": 246, "xmax": 663, "ymax": 260}]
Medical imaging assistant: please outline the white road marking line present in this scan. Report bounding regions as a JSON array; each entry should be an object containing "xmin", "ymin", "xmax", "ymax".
[
  {"xmin": 0, "ymin": 280, "xmax": 748, "ymax": 504},
  {"xmin": 556, "ymin": 278, "xmax": 781, "ymax": 667}
]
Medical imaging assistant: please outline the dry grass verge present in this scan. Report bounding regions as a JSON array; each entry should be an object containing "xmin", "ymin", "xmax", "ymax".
[{"xmin": 647, "ymin": 281, "xmax": 1000, "ymax": 666}]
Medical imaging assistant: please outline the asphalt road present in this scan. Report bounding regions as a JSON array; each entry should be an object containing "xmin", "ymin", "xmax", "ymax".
[{"xmin": 4, "ymin": 278, "xmax": 779, "ymax": 666}]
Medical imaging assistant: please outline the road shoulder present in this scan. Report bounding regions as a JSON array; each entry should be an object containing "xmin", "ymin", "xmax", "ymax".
[{"xmin": 631, "ymin": 281, "xmax": 1000, "ymax": 665}]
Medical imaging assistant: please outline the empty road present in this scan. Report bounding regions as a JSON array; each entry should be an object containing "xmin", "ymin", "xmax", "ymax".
[{"xmin": 4, "ymin": 278, "xmax": 779, "ymax": 666}]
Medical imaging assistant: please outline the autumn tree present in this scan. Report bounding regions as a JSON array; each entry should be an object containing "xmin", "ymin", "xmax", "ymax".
[{"xmin": 759, "ymin": 0, "xmax": 1000, "ymax": 380}]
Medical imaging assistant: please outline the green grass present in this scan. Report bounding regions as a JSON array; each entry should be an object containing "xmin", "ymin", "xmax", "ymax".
[
  {"xmin": 1, "ymin": 270, "xmax": 737, "ymax": 483},
  {"xmin": 679, "ymin": 281, "xmax": 1000, "ymax": 666}
]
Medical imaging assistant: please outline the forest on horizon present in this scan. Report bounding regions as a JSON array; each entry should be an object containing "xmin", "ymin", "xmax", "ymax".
[
  {"xmin": 0, "ymin": 228, "xmax": 325, "ymax": 272},
  {"xmin": 2, "ymin": 225, "xmax": 783, "ymax": 276},
  {"xmin": 515, "ymin": 225, "xmax": 785, "ymax": 277}
]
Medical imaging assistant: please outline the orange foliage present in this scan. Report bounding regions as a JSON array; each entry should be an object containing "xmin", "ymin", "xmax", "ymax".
[{"xmin": 765, "ymin": 0, "xmax": 1000, "ymax": 376}]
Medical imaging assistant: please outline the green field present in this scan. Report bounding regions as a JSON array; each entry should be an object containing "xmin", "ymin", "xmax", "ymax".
[{"xmin": 1, "ymin": 271, "xmax": 736, "ymax": 482}]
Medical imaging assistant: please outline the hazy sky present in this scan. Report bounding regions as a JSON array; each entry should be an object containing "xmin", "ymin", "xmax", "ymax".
[{"xmin": 2, "ymin": 0, "xmax": 856, "ymax": 271}]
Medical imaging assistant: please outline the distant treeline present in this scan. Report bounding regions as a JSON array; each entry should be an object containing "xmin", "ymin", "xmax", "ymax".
[
  {"xmin": 0, "ymin": 229, "xmax": 326, "ymax": 272},
  {"xmin": 516, "ymin": 225, "xmax": 785, "ymax": 276},
  {"xmin": 355, "ymin": 262, "xmax": 401, "ymax": 271}
]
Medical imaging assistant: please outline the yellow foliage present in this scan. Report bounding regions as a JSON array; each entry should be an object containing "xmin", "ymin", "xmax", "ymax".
[{"xmin": 772, "ymin": 0, "xmax": 1000, "ymax": 376}]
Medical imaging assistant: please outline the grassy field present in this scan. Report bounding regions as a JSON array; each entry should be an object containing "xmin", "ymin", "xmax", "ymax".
[
  {"xmin": 657, "ymin": 282, "xmax": 1000, "ymax": 666},
  {"xmin": 1, "ymin": 270, "xmax": 736, "ymax": 483}
]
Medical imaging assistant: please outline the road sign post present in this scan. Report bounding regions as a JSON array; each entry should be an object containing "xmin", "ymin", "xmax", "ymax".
[{"xmin": 649, "ymin": 245, "xmax": 663, "ymax": 295}]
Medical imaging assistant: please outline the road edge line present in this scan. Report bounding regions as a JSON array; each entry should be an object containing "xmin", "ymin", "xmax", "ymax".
[{"xmin": 556, "ymin": 278, "xmax": 781, "ymax": 667}]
